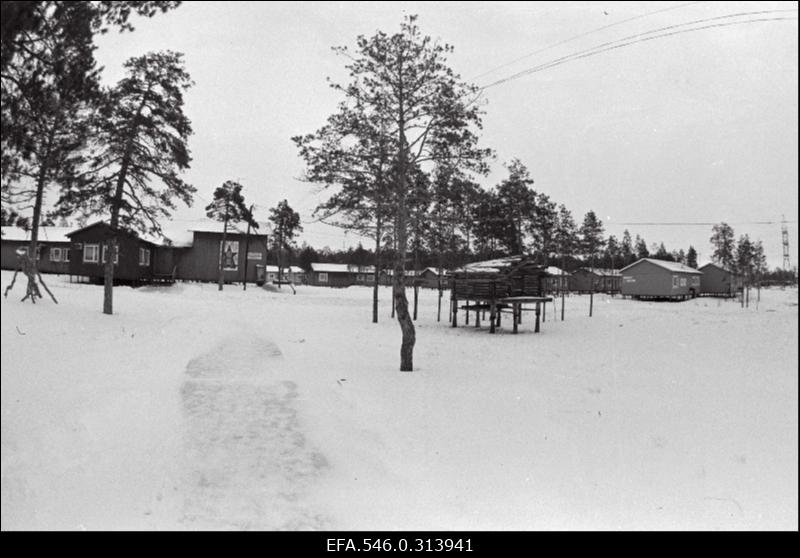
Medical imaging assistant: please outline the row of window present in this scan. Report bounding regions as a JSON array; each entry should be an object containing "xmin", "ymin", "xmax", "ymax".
[
  {"xmin": 317, "ymin": 273, "xmax": 376, "ymax": 283},
  {"xmin": 672, "ymin": 275, "xmax": 701, "ymax": 288},
  {"xmin": 81, "ymin": 244, "xmax": 150, "ymax": 266}
]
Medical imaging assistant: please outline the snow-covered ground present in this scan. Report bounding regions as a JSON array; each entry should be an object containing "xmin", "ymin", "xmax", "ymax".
[{"xmin": 1, "ymin": 270, "xmax": 797, "ymax": 531}]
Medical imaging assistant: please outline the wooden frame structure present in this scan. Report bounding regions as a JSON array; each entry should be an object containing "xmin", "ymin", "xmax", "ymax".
[{"xmin": 449, "ymin": 257, "xmax": 553, "ymax": 334}]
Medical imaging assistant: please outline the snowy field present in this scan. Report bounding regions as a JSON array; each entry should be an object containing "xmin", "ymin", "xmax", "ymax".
[{"xmin": 1, "ymin": 269, "xmax": 797, "ymax": 531}]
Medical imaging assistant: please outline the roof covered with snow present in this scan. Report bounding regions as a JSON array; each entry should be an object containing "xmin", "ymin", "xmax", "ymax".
[
  {"xmin": 453, "ymin": 256, "xmax": 525, "ymax": 273},
  {"xmin": 578, "ymin": 267, "xmax": 621, "ymax": 276},
  {"xmin": 1, "ymin": 226, "xmax": 73, "ymax": 243},
  {"xmin": 310, "ymin": 263, "xmax": 375, "ymax": 274},
  {"xmin": 699, "ymin": 262, "xmax": 736, "ymax": 274},
  {"xmin": 621, "ymin": 258, "xmax": 702, "ymax": 274},
  {"xmin": 545, "ymin": 266, "xmax": 568, "ymax": 276}
]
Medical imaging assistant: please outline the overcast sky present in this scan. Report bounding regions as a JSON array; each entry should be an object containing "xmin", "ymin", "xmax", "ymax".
[{"xmin": 91, "ymin": 0, "xmax": 798, "ymax": 268}]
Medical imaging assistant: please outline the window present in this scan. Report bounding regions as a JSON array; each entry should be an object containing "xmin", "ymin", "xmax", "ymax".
[
  {"xmin": 50, "ymin": 247, "xmax": 62, "ymax": 262},
  {"xmin": 35, "ymin": 245, "xmax": 42, "ymax": 261},
  {"xmin": 139, "ymin": 247, "xmax": 150, "ymax": 266},
  {"xmin": 62, "ymin": 248, "xmax": 70, "ymax": 262},
  {"xmin": 691, "ymin": 276, "xmax": 700, "ymax": 286},
  {"xmin": 102, "ymin": 244, "xmax": 119, "ymax": 265},
  {"xmin": 680, "ymin": 277, "xmax": 687, "ymax": 287},
  {"xmin": 365, "ymin": 274, "xmax": 374, "ymax": 283},
  {"xmin": 319, "ymin": 272, "xmax": 328, "ymax": 283},
  {"xmin": 84, "ymin": 244, "xmax": 99, "ymax": 263},
  {"xmin": 672, "ymin": 275, "xmax": 679, "ymax": 288}
]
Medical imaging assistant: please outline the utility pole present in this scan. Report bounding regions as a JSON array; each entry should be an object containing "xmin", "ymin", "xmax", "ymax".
[{"xmin": 782, "ymin": 215, "xmax": 790, "ymax": 270}]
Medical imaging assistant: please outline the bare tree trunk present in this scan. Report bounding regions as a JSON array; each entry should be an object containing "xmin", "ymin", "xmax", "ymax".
[
  {"xmin": 218, "ymin": 204, "xmax": 229, "ymax": 291},
  {"xmin": 104, "ymin": 151, "xmax": 132, "ymax": 315},
  {"xmin": 394, "ymin": 90, "xmax": 415, "ymax": 370},
  {"xmin": 372, "ymin": 211, "xmax": 382, "ymax": 323},
  {"xmin": 589, "ymin": 254, "xmax": 595, "ymax": 318}
]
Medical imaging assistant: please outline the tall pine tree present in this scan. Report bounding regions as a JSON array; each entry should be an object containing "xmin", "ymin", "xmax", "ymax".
[
  {"xmin": 205, "ymin": 180, "xmax": 257, "ymax": 291},
  {"xmin": 56, "ymin": 51, "xmax": 195, "ymax": 314},
  {"xmin": 294, "ymin": 15, "xmax": 491, "ymax": 371}
]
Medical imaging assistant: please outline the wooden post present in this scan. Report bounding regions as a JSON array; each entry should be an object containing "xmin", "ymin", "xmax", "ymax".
[
  {"xmin": 413, "ymin": 282, "xmax": 419, "ymax": 320},
  {"xmin": 242, "ymin": 205, "xmax": 254, "ymax": 291},
  {"xmin": 451, "ymin": 296, "xmax": 458, "ymax": 327},
  {"xmin": 465, "ymin": 299, "xmax": 470, "ymax": 325},
  {"xmin": 512, "ymin": 304, "xmax": 519, "ymax": 334},
  {"xmin": 437, "ymin": 281, "xmax": 442, "ymax": 322},
  {"xmin": 489, "ymin": 304, "xmax": 496, "ymax": 334},
  {"xmin": 535, "ymin": 302, "xmax": 541, "ymax": 333},
  {"xmin": 475, "ymin": 305, "xmax": 480, "ymax": 328}
]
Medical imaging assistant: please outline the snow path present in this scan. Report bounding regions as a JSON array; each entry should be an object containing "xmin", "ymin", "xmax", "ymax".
[{"xmin": 178, "ymin": 335, "xmax": 330, "ymax": 530}]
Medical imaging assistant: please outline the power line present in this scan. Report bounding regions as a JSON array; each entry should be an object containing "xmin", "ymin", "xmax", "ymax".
[
  {"xmin": 616, "ymin": 220, "xmax": 797, "ymax": 226},
  {"xmin": 469, "ymin": 0, "xmax": 704, "ymax": 82},
  {"xmin": 480, "ymin": 9, "xmax": 798, "ymax": 90}
]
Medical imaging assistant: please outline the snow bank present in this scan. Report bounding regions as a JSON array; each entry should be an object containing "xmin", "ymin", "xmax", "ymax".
[{"xmin": 1, "ymin": 272, "xmax": 797, "ymax": 530}]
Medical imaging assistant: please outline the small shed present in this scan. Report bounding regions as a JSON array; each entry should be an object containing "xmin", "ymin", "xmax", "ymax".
[
  {"xmin": 416, "ymin": 267, "xmax": 448, "ymax": 289},
  {"xmin": 698, "ymin": 262, "xmax": 741, "ymax": 297},
  {"xmin": 620, "ymin": 258, "xmax": 702, "ymax": 300},
  {"xmin": 65, "ymin": 221, "xmax": 157, "ymax": 283},
  {"xmin": 1, "ymin": 226, "xmax": 73, "ymax": 274},
  {"xmin": 569, "ymin": 267, "xmax": 621, "ymax": 293}
]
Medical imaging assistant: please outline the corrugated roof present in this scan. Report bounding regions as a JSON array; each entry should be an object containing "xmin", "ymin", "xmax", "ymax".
[{"xmin": 621, "ymin": 258, "xmax": 702, "ymax": 274}]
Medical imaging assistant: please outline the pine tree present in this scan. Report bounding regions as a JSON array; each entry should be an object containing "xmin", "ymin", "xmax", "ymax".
[
  {"xmin": 686, "ymin": 245, "xmax": 698, "ymax": 268},
  {"xmin": 710, "ymin": 222, "xmax": 736, "ymax": 270},
  {"xmin": 579, "ymin": 211, "xmax": 604, "ymax": 317},
  {"xmin": 553, "ymin": 204, "xmax": 577, "ymax": 320},
  {"xmin": 620, "ymin": 229, "xmax": 634, "ymax": 267},
  {"xmin": 653, "ymin": 242, "xmax": 671, "ymax": 261},
  {"xmin": 268, "ymin": 199, "xmax": 303, "ymax": 284},
  {"xmin": 635, "ymin": 234, "xmax": 649, "ymax": 259},
  {"xmin": 55, "ymin": 51, "xmax": 195, "ymax": 314},
  {"xmin": 294, "ymin": 15, "xmax": 491, "ymax": 371},
  {"xmin": 604, "ymin": 235, "xmax": 620, "ymax": 269},
  {"xmin": 495, "ymin": 159, "xmax": 536, "ymax": 255},
  {"xmin": 205, "ymin": 180, "xmax": 257, "ymax": 291}
]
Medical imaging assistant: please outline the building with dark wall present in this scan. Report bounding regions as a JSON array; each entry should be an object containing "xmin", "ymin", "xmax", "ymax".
[
  {"xmin": 699, "ymin": 262, "xmax": 741, "ymax": 297},
  {"xmin": 1, "ymin": 226, "xmax": 73, "ymax": 274},
  {"xmin": 569, "ymin": 267, "xmax": 621, "ymax": 293},
  {"xmin": 308, "ymin": 263, "xmax": 375, "ymax": 287},
  {"xmin": 65, "ymin": 222, "xmax": 157, "ymax": 283},
  {"xmin": 620, "ymin": 258, "xmax": 702, "ymax": 300}
]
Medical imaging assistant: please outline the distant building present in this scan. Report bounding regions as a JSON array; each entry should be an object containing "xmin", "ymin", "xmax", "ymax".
[
  {"xmin": 416, "ymin": 267, "xmax": 448, "ymax": 289},
  {"xmin": 544, "ymin": 266, "xmax": 569, "ymax": 293},
  {"xmin": 620, "ymin": 258, "xmax": 702, "ymax": 300},
  {"xmin": 308, "ymin": 263, "xmax": 375, "ymax": 287},
  {"xmin": 1, "ymin": 226, "xmax": 73, "ymax": 274},
  {"xmin": 256, "ymin": 265, "xmax": 306, "ymax": 285},
  {"xmin": 698, "ymin": 262, "xmax": 741, "ymax": 297},
  {"xmin": 569, "ymin": 267, "xmax": 621, "ymax": 293}
]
